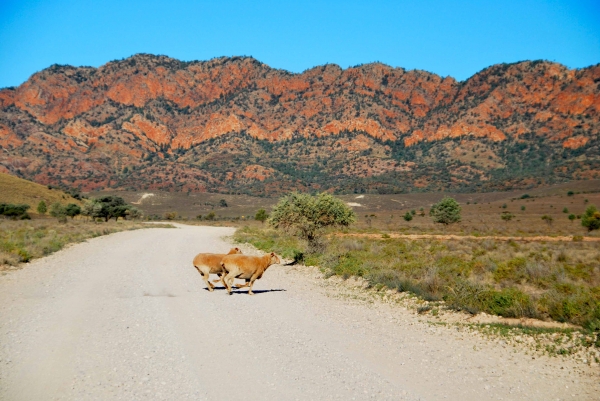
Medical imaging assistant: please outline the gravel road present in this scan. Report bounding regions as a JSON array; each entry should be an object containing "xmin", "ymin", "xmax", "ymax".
[{"xmin": 0, "ymin": 224, "xmax": 597, "ymax": 400}]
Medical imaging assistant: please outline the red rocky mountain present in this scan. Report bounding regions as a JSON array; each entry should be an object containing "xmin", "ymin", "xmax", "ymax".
[{"xmin": 0, "ymin": 54, "xmax": 598, "ymax": 195}]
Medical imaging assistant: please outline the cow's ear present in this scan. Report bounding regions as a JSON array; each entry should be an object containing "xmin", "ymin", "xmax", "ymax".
[{"xmin": 270, "ymin": 252, "xmax": 275, "ymax": 256}]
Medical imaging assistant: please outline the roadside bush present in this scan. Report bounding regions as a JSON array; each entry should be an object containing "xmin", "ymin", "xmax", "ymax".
[
  {"xmin": 269, "ymin": 192, "xmax": 355, "ymax": 252},
  {"xmin": 0, "ymin": 203, "xmax": 30, "ymax": 220},
  {"xmin": 445, "ymin": 281, "xmax": 535, "ymax": 318},
  {"xmin": 164, "ymin": 212, "xmax": 177, "ymax": 220}
]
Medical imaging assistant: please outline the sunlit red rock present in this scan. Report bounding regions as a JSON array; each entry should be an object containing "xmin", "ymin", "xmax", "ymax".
[{"xmin": 0, "ymin": 54, "xmax": 597, "ymax": 194}]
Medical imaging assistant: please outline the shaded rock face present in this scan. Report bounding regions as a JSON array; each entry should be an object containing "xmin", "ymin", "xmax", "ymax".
[{"xmin": 0, "ymin": 54, "xmax": 598, "ymax": 195}]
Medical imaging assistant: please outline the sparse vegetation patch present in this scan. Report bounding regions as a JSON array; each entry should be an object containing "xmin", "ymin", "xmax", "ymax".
[{"xmin": 235, "ymin": 226, "xmax": 600, "ymax": 329}]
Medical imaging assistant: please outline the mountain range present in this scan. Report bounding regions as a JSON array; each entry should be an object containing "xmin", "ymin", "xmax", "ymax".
[{"xmin": 0, "ymin": 54, "xmax": 598, "ymax": 195}]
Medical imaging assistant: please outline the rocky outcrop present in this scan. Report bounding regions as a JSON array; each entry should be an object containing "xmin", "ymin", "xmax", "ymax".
[{"xmin": 0, "ymin": 54, "xmax": 598, "ymax": 195}]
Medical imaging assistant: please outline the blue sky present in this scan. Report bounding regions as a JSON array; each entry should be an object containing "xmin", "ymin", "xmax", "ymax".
[{"xmin": 0, "ymin": 0, "xmax": 598, "ymax": 88}]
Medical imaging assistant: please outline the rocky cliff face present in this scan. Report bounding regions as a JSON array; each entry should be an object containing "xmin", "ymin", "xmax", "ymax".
[{"xmin": 0, "ymin": 54, "xmax": 598, "ymax": 195}]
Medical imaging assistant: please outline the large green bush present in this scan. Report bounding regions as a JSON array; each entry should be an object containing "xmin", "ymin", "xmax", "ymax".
[
  {"xmin": 581, "ymin": 205, "xmax": 600, "ymax": 232},
  {"xmin": 269, "ymin": 192, "xmax": 355, "ymax": 250},
  {"xmin": 430, "ymin": 197, "xmax": 461, "ymax": 226}
]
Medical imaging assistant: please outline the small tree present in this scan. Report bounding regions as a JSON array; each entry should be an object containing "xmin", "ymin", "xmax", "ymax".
[
  {"xmin": 403, "ymin": 212, "xmax": 413, "ymax": 222},
  {"xmin": 568, "ymin": 214, "xmax": 576, "ymax": 223},
  {"xmin": 205, "ymin": 211, "xmax": 216, "ymax": 221},
  {"xmin": 64, "ymin": 203, "xmax": 81, "ymax": 219},
  {"xmin": 255, "ymin": 208, "xmax": 268, "ymax": 223},
  {"xmin": 269, "ymin": 192, "xmax": 356, "ymax": 250},
  {"xmin": 81, "ymin": 200, "xmax": 95, "ymax": 221},
  {"xmin": 85, "ymin": 196, "xmax": 131, "ymax": 222},
  {"xmin": 521, "ymin": 206, "xmax": 526, "ymax": 211},
  {"xmin": 430, "ymin": 197, "xmax": 461, "ymax": 226},
  {"xmin": 37, "ymin": 200, "xmax": 47, "ymax": 215},
  {"xmin": 219, "ymin": 199, "xmax": 228, "ymax": 208},
  {"xmin": 581, "ymin": 205, "xmax": 600, "ymax": 232},
  {"xmin": 50, "ymin": 202, "xmax": 67, "ymax": 223},
  {"xmin": 563, "ymin": 207, "xmax": 569, "ymax": 213},
  {"xmin": 501, "ymin": 211, "xmax": 514, "ymax": 222}
]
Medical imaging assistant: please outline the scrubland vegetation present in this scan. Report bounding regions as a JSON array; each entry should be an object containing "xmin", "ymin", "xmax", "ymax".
[
  {"xmin": 234, "ymin": 190, "xmax": 600, "ymax": 332},
  {"xmin": 0, "ymin": 219, "xmax": 169, "ymax": 269},
  {"xmin": 235, "ymin": 226, "xmax": 600, "ymax": 329}
]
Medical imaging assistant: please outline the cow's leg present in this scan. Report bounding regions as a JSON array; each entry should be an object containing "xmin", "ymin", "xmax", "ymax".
[
  {"xmin": 211, "ymin": 273, "xmax": 223, "ymax": 284},
  {"xmin": 247, "ymin": 272, "xmax": 261, "ymax": 295},
  {"xmin": 222, "ymin": 272, "xmax": 234, "ymax": 295},
  {"xmin": 234, "ymin": 279, "xmax": 250, "ymax": 288},
  {"xmin": 195, "ymin": 267, "xmax": 214, "ymax": 291},
  {"xmin": 201, "ymin": 270, "xmax": 215, "ymax": 292}
]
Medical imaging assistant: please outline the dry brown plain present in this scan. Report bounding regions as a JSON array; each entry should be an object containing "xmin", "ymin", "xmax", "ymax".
[{"xmin": 92, "ymin": 179, "xmax": 600, "ymax": 238}]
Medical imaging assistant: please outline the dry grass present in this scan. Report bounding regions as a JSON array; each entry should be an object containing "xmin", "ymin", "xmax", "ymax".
[
  {"xmin": 0, "ymin": 218, "xmax": 171, "ymax": 270},
  {"xmin": 0, "ymin": 172, "xmax": 82, "ymax": 214},
  {"xmin": 95, "ymin": 180, "xmax": 600, "ymax": 238},
  {"xmin": 234, "ymin": 226, "xmax": 600, "ymax": 330}
]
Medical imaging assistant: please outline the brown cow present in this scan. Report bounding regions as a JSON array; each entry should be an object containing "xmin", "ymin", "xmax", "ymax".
[
  {"xmin": 192, "ymin": 247, "xmax": 242, "ymax": 291},
  {"xmin": 220, "ymin": 252, "xmax": 280, "ymax": 295}
]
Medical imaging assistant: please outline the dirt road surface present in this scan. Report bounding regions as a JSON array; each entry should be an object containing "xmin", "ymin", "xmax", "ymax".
[{"xmin": 0, "ymin": 224, "xmax": 597, "ymax": 400}]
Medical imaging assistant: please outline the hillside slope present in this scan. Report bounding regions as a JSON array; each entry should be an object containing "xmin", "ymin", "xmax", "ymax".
[
  {"xmin": 0, "ymin": 172, "xmax": 81, "ymax": 213},
  {"xmin": 0, "ymin": 54, "xmax": 599, "ymax": 195}
]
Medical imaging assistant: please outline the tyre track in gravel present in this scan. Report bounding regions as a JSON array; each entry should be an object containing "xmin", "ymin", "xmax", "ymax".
[{"xmin": 0, "ymin": 224, "xmax": 597, "ymax": 400}]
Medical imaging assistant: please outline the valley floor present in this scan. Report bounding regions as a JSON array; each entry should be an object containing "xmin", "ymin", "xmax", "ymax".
[{"xmin": 0, "ymin": 224, "xmax": 597, "ymax": 400}]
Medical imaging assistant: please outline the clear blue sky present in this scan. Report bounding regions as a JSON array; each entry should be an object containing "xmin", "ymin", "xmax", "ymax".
[{"xmin": 0, "ymin": 0, "xmax": 599, "ymax": 88}]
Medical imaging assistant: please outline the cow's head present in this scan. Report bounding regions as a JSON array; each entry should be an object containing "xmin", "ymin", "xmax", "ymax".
[{"xmin": 268, "ymin": 252, "xmax": 280, "ymax": 266}]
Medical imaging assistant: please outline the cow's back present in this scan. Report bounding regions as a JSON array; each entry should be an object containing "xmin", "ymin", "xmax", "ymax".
[
  {"xmin": 193, "ymin": 253, "xmax": 226, "ymax": 269},
  {"xmin": 221, "ymin": 254, "xmax": 266, "ymax": 274}
]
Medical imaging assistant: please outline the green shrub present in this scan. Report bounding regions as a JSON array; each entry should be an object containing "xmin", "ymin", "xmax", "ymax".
[
  {"xmin": 581, "ymin": 205, "xmax": 600, "ymax": 232},
  {"xmin": 269, "ymin": 192, "xmax": 355, "ymax": 250},
  {"xmin": 37, "ymin": 200, "xmax": 47, "ymax": 215},
  {"xmin": 255, "ymin": 208, "xmax": 268, "ymax": 223},
  {"xmin": 430, "ymin": 197, "xmax": 461, "ymax": 226},
  {"xmin": 0, "ymin": 203, "xmax": 30, "ymax": 219}
]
